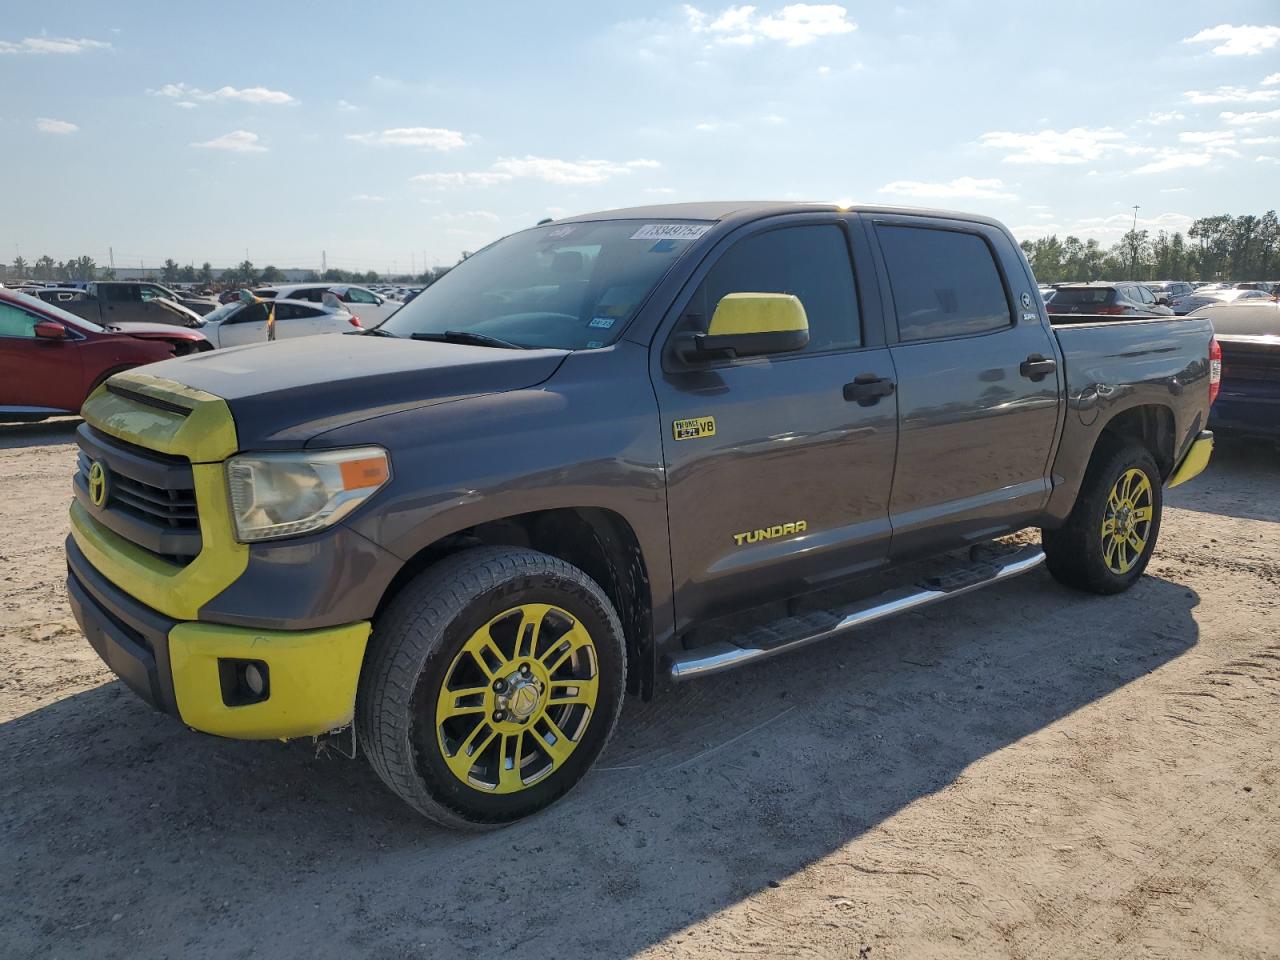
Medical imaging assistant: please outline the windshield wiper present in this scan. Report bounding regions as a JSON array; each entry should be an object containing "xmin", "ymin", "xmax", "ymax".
[
  {"xmin": 409, "ymin": 330, "xmax": 525, "ymax": 349},
  {"xmin": 362, "ymin": 326, "xmax": 399, "ymax": 337}
]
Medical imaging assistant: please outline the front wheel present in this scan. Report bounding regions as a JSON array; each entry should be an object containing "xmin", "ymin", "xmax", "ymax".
[
  {"xmin": 1042, "ymin": 440, "xmax": 1163, "ymax": 595},
  {"xmin": 357, "ymin": 547, "xmax": 627, "ymax": 829}
]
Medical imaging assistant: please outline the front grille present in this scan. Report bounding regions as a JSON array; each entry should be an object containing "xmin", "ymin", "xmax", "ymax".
[{"xmin": 74, "ymin": 423, "xmax": 203, "ymax": 565}]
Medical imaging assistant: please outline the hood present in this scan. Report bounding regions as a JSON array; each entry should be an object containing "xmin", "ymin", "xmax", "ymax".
[
  {"xmin": 144, "ymin": 333, "xmax": 569, "ymax": 448},
  {"xmin": 154, "ymin": 298, "xmax": 203, "ymax": 326},
  {"xmin": 109, "ymin": 321, "xmax": 206, "ymax": 339}
]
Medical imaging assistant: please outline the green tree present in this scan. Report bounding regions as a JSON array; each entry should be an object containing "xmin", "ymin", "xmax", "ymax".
[
  {"xmin": 198, "ymin": 262, "xmax": 214, "ymax": 284},
  {"xmin": 11, "ymin": 255, "xmax": 29, "ymax": 278},
  {"xmin": 161, "ymin": 258, "xmax": 180, "ymax": 283},
  {"xmin": 259, "ymin": 264, "xmax": 283, "ymax": 283},
  {"xmin": 33, "ymin": 255, "xmax": 56, "ymax": 281}
]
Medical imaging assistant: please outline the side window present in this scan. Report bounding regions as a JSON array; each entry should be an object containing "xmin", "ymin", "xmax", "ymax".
[
  {"xmin": 0, "ymin": 303, "xmax": 38, "ymax": 338},
  {"xmin": 225, "ymin": 303, "xmax": 269, "ymax": 326},
  {"xmin": 298, "ymin": 288, "xmax": 326, "ymax": 303},
  {"xmin": 346, "ymin": 288, "xmax": 379, "ymax": 304},
  {"xmin": 877, "ymin": 226, "xmax": 1012, "ymax": 342},
  {"xmin": 100, "ymin": 284, "xmax": 135, "ymax": 302},
  {"xmin": 684, "ymin": 224, "xmax": 860, "ymax": 354},
  {"xmin": 140, "ymin": 285, "xmax": 166, "ymax": 302}
]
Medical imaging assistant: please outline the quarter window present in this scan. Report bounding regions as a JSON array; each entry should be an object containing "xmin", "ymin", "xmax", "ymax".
[
  {"xmin": 877, "ymin": 226, "xmax": 1012, "ymax": 342},
  {"xmin": 684, "ymin": 224, "xmax": 861, "ymax": 354}
]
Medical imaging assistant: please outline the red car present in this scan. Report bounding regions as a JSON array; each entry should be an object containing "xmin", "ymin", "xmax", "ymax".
[{"xmin": 0, "ymin": 289, "xmax": 211, "ymax": 423}]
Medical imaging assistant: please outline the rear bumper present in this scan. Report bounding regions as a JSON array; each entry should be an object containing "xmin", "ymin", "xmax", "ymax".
[
  {"xmin": 1209, "ymin": 395, "xmax": 1280, "ymax": 440},
  {"xmin": 68, "ymin": 536, "xmax": 370, "ymax": 740},
  {"xmin": 1168, "ymin": 431, "xmax": 1213, "ymax": 489}
]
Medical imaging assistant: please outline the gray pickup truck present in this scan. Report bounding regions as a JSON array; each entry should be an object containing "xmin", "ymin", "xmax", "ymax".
[
  {"xmin": 65, "ymin": 202, "xmax": 1217, "ymax": 829},
  {"xmin": 47, "ymin": 281, "xmax": 210, "ymax": 327}
]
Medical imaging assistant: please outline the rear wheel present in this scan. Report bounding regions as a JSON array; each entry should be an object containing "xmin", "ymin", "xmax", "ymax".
[
  {"xmin": 357, "ymin": 547, "xmax": 627, "ymax": 829},
  {"xmin": 1042, "ymin": 440, "xmax": 1162, "ymax": 594}
]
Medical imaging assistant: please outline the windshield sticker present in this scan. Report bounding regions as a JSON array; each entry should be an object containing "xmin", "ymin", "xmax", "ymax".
[
  {"xmin": 544, "ymin": 225, "xmax": 576, "ymax": 239},
  {"xmin": 588, "ymin": 317, "xmax": 616, "ymax": 329},
  {"xmin": 586, "ymin": 340, "xmax": 604, "ymax": 348},
  {"xmin": 631, "ymin": 224, "xmax": 711, "ymax": 241}
]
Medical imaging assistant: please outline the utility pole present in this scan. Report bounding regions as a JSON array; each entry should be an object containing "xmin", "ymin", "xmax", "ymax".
[
  {"xmin": 109, "ymin": 246, "xmax": 115, "ymax": 270},
  {"xmin": 1130, "ymin": 205, "xmax": 1141, "ymax": 277}
]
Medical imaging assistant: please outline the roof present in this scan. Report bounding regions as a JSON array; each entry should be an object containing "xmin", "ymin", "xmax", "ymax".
[{"xmin": 557, "ymin": 200, "xmax": 1010, "ymax": 230}]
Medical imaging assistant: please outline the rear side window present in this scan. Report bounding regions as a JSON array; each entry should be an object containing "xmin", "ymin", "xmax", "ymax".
[
  {"xmin": 274, "ymin": 303, "xmax": 320, "ymax": 320},
  {"xmin": 1051, "ymin": 287, "xmax": 1115, "ymax": 306},
  {"xmin": 100, "ymin": 284, "xmax": 137, "ymax": 303},
  {"xmin": 878, "ymin": 226, "xmax": 1012, "ymax": 341},
  {"xmin": 346, "ymin": 287, "xmax": 379, "ymax": 304},
  {"xmin": 684, "ymin": 224, "xmax": 861, "ymax": 353}
]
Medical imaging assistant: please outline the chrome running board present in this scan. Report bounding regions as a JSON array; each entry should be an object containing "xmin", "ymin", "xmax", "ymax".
[{"xmin": 667, "ymin": 545, "xmax": 1046, "ymax": 680}]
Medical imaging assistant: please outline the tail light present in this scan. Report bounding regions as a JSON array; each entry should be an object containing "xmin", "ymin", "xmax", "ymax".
[
  {"xmin": 348, "ymin": 315, "xmax": 362, "ymax": 328},
  {"xmin": 1208, "ymin": 336, "xmax": 1221, "ymax": 406},
  {"xmin": 1096, "ymin": 305, "xmax": 1127, "ymax": 315}
]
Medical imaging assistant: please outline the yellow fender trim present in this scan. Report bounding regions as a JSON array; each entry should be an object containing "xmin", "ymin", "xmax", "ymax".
[
  {"xmin": 169, "ymin": 621, "xmax": 371, "ymax": 740},
  {"xmin": 1167, "ymin": 432, "xmax": 1213, "ymax": 489}
]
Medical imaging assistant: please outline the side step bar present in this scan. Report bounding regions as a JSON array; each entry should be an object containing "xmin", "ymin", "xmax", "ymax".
[{"xmin": 667, "ymin": 545, "xmax": 1046, "ymax": 680}]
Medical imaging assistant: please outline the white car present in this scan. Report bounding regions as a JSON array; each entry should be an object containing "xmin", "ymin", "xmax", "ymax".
[
  {"xmin": 197, "ymin": 296, "xmax": 360, "ymax": 349},
  {"xmin": 253, "ymin": 283, "xmax": 400, "ymax": 326},
  {"xmin": 1172, "ymin": 287, "xmax": 1272, "ymax": 316}
]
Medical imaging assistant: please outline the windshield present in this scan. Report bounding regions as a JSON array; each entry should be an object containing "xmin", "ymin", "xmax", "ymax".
[
  {"xmin": 12, "ymin": 291, "xmax": 103, "ymax": 332},
  {"xmin": 379, "ymin": 219, "xmax": 711, "ymax": 349},
  {"xmin": 201, "ymin": 302, "xmax": 244, "ymax": 324}
]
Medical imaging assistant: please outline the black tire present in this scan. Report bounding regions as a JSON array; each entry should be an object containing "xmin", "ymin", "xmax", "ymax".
[
  {"xmin": 357, "ymin": 546, "xmax": 627, "ymax": 829},
  {"xmin": 1042, "ymin": 439, "xmax": 1163, "ymax": 595}
]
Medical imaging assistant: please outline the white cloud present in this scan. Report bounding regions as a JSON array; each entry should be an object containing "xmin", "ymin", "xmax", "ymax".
[
  {"xmin": 412, "ymin": 155, "xmax": 660, "ymax": 188},
  {"xmin": 1132, "ymin": 151, "xmax": 1213, "ymax": 174},
  {"xmin": 337, "ymin": 99, "xmax": 358, "ymax": 112},
  {"xmin": 149, "ymin": 82, "xmax": 295, "ymax": 105},
  {"xmin": 1182, "ymin": 24, "xmax": 1280, "ymax": 56},
  {"xmin": 1242, "ymin": 135, "xmax": 1280, "ymax": 144},
  {"xmin": 1264, "ymin": 73, "xmax": 1280, "ymax": 86},
  {"xmin": 645, "ymin": 187, "xmax": 678, "ymax": 195},
  {"xmin": 1184, "ymin": 85, "xmax": 1280, "ymax": 104},
  {"xmin": 434, "ymin": 210, "xmax": 501, "ymax": 223},
  {"xmin": 192, "ymin": 130, "xmax": 267, "ymax": 153},
  {"xmin": 1257, "ymin": 155, "xmax": 1280, "ymax": 164},
  {"xmin": 978, "ymin": 127, "xmax": 1127, "ymax": 164},
  {"xmin": 0, "ymin": 36, "xmax": 110, "ymax": 55},
  {"xmin": 35, "ymin": 117, "xmax": 77, "ymax": 134},
  {"xmin": 174, "ymin": 100, "xmax": 197, "ymax": 110},
  {"xmin": 1143, "ymin": 110, "xmax": 1186, "ymax": 125},
  {"xmin": 1221, "ymin": 108, "xmax": 1280, "ymax": 125},
  {"xmin": 1160, "ymin": 187, "xmax": 1189, "ymax": 193},
  {"xmin": 685, "ymin": 3, "xmax": 856, "ymax": 47},
  {"xmin": 346, "ymin": 127, "xmax": 468, "ymax": 150},
  {"xmin": 877, "ymin": 176, "xmax": 1014, "ymax": 200},
  {"xmin": 350, "ymin": 193, "xmax": 385, "ymax": 202},
  {"xmin": 1176, "ymin": 131, "xmax": 1240, "ymax": 155}
]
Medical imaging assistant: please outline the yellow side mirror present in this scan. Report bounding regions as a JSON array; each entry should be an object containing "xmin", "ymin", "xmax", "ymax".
[{"xmin": 681, "ymin": 292, "xmax": 810, "ymax": 361}]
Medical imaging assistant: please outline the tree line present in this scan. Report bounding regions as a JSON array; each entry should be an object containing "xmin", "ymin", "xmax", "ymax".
[
  {"xmin": 2, "ymin": 255, "xmax": 453, "ymax": 288},
  {"xmin": 1020, "ymin": 211, "xmax": 1280, "ymax": 284}
]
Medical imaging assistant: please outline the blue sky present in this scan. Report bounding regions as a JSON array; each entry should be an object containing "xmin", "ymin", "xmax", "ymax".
[{"xmin": 3, "ymin": 2, "xmax": 1279, "ymax": 273}]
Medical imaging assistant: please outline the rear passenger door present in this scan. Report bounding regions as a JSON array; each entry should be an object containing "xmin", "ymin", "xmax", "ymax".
[
  {"xmin": 864, "ymin": 215, "xmax": 1063, "ymax": 560},
  {"xmin": 653, "ymin": 215, "xmax": 898, "ymax": 631}
]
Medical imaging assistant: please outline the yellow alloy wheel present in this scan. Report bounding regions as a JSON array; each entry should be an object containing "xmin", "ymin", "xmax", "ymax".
[
  {"xmin": 435, "ymin": 603, "xmax": 598, "ymax": 794},
  {"xmin": 1101, "ymin": 468, "xmax": 1154, "ymax": 575}
]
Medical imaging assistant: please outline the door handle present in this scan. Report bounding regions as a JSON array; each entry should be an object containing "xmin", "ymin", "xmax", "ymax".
[
  {"xmin": 843, "ymin": 374, "xmax": 896, "ymax": 406},
  {"xmin": 1019, "ymin": 354, "xmax": 1058, "ymax": 381}
]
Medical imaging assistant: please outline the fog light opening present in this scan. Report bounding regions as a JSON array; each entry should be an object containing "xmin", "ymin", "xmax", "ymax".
[{"xmin": 218, "ymin": 658, "xmax": 270, "ymax": 706}]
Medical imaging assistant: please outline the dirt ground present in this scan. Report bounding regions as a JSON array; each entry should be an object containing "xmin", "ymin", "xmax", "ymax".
[{"xmin": 1, "ymin": 419, "xmax": 1277, "ymax": 960}]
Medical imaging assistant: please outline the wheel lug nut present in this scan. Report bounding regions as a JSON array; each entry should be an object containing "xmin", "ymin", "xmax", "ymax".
[
  {"xmin": 493, "ymin": 711, "xmax": 505, "ymax": 722},
  {"xmin": 520, "ymin": 663, "xmax": 531, "ymax": 675},
  {"xmin": 493, "ymin": 679, "xmax": 506, "ymax": 693}
]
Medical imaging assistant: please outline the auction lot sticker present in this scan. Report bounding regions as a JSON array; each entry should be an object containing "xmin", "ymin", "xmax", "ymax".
[{"xmin": 631, "ymin": 224, "xmax": 712, "ymax": 241}]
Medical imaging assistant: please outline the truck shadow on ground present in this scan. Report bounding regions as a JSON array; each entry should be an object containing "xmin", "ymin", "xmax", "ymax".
[
  {"xmin": 0, "ymin": 418, "xmax": 79, "ymax": 451},
  {"xmin": 0, "ymin": 570, "xmax": 1201, "ymax": 959}
]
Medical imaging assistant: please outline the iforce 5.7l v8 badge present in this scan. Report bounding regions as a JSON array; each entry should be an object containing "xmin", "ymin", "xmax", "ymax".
[{"xmin": 672, "ymin": 416, "xmax": 716, "ymax": 441}]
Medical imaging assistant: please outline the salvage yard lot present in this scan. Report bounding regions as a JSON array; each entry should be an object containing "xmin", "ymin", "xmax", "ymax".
[{"xmin": 1, "ymin": 420, "xmax": 1277, "ymax": 960}]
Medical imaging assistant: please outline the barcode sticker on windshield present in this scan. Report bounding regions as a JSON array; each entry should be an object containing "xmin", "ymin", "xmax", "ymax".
[{"xmin": 631, "ymin": 224, "xmax": 711, "ymax": 241}]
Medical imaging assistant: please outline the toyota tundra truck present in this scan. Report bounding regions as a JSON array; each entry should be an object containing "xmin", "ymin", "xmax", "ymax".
[{"xmin": 65, "ymin": 202, "xmax": 1218, "ymax": 829}]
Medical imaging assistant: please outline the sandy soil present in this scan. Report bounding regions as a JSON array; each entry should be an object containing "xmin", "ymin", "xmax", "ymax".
[{"xmin": 1, "ymin": 419, "xmax": 1277, "ymax": 960}]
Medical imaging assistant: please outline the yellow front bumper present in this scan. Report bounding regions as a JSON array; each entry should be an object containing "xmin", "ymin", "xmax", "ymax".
[
  {"xmin": 169, "ymin": 621, "xmax": 371, "ymax": 740},
  {"xmin": 1167, "ymin": 431, "xmax": 1213, "ymax": 488}
]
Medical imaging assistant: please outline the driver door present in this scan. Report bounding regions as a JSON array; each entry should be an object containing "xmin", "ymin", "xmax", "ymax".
[
  {"xmin": 214, "ymin": 302, "xmax": 271, "ymax": 348},
  {"xmin": 651, "ymin": 217, "xmax": 898, "ymax": 631}
]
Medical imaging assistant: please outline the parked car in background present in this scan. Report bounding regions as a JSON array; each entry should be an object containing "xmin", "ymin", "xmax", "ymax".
[
  {"xmin": 1173, "ymin": 287, "xmax": 1272, "ymax": 316},
  {"xmin": 1047, "ymin": 282, "xmax": 1173, "ymax": 317},
  {"xmin": 0, "ymin": 289, "xmax": 210, "ymax": 422},
  {"xmin": 38, "ymin": 282, "xmax": 205, "ymax": 328},
  {"xmin": 252, "ymin": 283, "xmax": 400, "ymax": 326},
  {"xmin": 1188, "ymin": 300, "xmax": 1279, "ymax": 441},
  {"xmin": 196, "ymin": 296, "xmax": 361, "ymax": 348},
  {"xmin": 1146, "ymin": 280, "xmax": 1196, "ymax": 311}
]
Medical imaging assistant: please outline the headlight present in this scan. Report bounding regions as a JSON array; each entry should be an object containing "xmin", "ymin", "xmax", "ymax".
[{"xmin": 225, "ymin": 447, "xmax": 390, "ymax": 542}]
